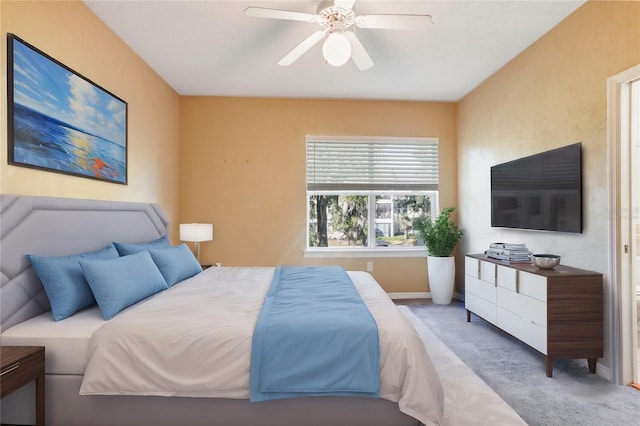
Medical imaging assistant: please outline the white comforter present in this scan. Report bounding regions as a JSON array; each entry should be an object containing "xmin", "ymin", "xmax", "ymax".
[{"xmin": 80, "ymin": 267, "xmax": 444, "ymax": 426}]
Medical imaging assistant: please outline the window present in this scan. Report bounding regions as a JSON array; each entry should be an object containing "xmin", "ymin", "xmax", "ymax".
[{"xmin": 306, "ymin": 136, "xmax": 439, "ymax": 254}]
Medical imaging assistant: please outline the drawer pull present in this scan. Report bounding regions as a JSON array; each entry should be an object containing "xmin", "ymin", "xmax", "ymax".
[{"xmin": 0, "ymin": 362, "xmax": 20, "ymax": 376}]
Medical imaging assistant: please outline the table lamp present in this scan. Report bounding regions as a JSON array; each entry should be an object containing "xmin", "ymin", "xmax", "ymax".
[{"xmin": 179, "ymin": 223, "xmax": 213, "ymax": 263}]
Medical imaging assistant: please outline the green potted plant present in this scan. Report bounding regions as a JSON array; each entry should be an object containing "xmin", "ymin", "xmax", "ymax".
[{"xmin": 414, "ymin": 207, "xmax": 463, "ymax": 304}]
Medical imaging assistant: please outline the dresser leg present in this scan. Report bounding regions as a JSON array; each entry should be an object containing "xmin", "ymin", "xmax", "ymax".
[
  {"xmin": 545, "ymin": 357, "xmax": 553, "ymax": 378},
  {"xmin": 587, "ymin": 358, "xmax": 597, "ymax": 374},
  {"xmin": 466, "ymin": 309, "xmax": 471, "ymax": 322},
  {"xmin": 36, "ymin": 372, "xmax": 45, "ymax": 426}
]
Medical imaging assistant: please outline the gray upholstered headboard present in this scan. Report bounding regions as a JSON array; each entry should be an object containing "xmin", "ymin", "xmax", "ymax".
[{"xmin": 0, "ymin": 195, "xmax": 169, "ymax": 332}]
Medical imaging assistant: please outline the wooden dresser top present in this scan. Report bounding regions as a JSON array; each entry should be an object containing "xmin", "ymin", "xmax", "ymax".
[{"xmin": 467, "ymin": 254, "xmax": 603, "ymax": 278}]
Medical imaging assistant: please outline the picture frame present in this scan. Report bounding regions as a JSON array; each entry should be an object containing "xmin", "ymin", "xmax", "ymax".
[{"xmin": 7, "ymin": 33, "xmax": 128, "ymax": 185}]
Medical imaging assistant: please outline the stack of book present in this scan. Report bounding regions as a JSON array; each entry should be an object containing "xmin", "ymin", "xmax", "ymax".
[{"xmin": 485, "ymin": 242, "xmax": 531, "ymax": 263}]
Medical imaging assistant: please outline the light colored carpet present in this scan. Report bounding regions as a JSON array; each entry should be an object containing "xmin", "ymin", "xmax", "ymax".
[
  {"xmin": 398, "ymin": 306, "xmax": 527, "ymax": 426},
  {"xmin": 408, "ymin": 301, "xmax": 640, "ymax": 426}
]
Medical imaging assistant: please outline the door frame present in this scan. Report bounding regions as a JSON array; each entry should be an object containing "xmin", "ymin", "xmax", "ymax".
[{"xmin": 607, "ymin": 64, "xmax": 640, "ymax": 385}]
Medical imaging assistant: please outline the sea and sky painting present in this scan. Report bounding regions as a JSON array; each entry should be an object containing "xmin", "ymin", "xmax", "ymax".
[{"xmin": 9, "ymin": 35, "xmax": 127, "ymax": 184}]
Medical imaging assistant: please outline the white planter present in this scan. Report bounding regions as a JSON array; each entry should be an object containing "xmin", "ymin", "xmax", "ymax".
[{"xmin": 427, "ymin": 256, "xmax": 455, "ymax": 305}]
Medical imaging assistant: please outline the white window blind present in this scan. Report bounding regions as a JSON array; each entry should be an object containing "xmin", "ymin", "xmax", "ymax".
[{"xmin": 306, "ymin": 136, "xmax": 439, "ymax": 191}]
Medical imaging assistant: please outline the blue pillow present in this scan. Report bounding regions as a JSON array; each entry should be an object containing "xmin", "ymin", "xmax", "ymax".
[
  {"xmin": 113, "ymin": 235, "xmax": 170, "ymax": 256},
  {"xmin": 149, "ymin": 244, "xmax": 202, "ymax": 287},
  {"xmin": 28, "ymin": 244, "xmax": 119, "ymax": 321},
  {"xmin": 80, "ymin": 251, "xmax": 169, "ymax": 320}
]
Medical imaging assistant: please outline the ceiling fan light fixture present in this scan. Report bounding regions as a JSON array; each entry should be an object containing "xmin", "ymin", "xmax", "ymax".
[
  {"xmin": 246, "ymin": 3, "xmax": 433, "ymax": 70},
  {"xmin": 322, "ymin": 32, "xmax": 351, "ymax": 66}
]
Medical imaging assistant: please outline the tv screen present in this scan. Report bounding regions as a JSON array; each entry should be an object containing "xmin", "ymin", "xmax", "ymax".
[{"xmin": 490, "ymin": 142, "xmax": 582, "ymax": 233}]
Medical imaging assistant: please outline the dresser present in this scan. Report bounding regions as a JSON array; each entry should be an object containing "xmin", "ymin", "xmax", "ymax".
[{"xmin": 464, "ymin": 254, "xmax": 603, "ymax": 377}]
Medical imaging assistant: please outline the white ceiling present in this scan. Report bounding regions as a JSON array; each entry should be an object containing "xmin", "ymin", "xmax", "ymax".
[{"xmin": 84, "ymin": 0, "xmax": 585, "ymax": 102}]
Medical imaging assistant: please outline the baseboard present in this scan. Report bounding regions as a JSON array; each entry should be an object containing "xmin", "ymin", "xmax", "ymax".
[
  {"xmin": 388, "ymin": 292, "xmax": 466, "ymax": 302},
  {"xmin": 387, "ymin": 292, "xmax": 430, "ymax": 300}
]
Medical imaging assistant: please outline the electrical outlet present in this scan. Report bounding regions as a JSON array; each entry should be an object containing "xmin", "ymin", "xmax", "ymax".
[{"xmin": 366, "ymin": 261, "xmax": 373, "ymax": 272}]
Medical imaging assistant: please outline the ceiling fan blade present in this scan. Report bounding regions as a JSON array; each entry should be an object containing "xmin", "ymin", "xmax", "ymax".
[
  {"xmin": 278, "ymin": 30, "xmax": 326, "ymax": 66},
  {"xmin": 356, "ymin": 14, "xmax": 433, "ymax": 31},
  {"xmin": 244, "ymin": 7, "xmax": 317, "ymax": 23},
  {"xmin": 334, "ymin": 0, "xmax": 356, "ymax": 10},
  {"xmin": 344, "ymin": 32, "xmax": 374, "ymax": 71}
]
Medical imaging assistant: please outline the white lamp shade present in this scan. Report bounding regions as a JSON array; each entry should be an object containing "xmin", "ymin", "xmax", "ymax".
[
  {"xmin": 323, "ymin": 32, "xmax": 351, "ymax": 66},
  {"xmin": 180, "ymin": 223, "xmax": 213, "ymax": 242}
]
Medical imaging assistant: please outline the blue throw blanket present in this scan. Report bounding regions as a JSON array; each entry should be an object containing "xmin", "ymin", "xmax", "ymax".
[{"xmin": 250, "ymin": 265, "xmax": 380, "ymax": 402}]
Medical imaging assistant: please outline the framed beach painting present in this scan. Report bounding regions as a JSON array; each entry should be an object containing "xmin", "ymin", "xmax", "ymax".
[{"xmin": 7, "ymin": 34, "xmax": 128, "ymax": 184}]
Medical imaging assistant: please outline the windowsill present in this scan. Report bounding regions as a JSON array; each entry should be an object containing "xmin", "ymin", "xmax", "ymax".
[{"xmin": 304, "ymin": 247, "xmax": 428, "ymax": 258}]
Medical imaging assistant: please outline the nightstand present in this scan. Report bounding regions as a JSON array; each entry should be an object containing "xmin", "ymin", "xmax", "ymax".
[{"xmin": 1, "ymin": 346, "xmax": 45, "ymax": 426}]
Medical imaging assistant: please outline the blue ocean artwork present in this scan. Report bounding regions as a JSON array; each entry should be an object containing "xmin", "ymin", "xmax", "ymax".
[{"xmin": 10, "ymin": 36, "xmax": 127, "ymax": 183}]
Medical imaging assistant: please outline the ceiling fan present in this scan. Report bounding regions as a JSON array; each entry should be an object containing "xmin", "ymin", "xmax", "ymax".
[{"xmin": 244, "ymin": 0, "xmax": 432, "ymax": 70}]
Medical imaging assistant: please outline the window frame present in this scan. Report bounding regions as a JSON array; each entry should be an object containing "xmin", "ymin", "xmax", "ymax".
[{"xmin": 304, "ymin": 135, "xmax": 439, "ymax": 258}]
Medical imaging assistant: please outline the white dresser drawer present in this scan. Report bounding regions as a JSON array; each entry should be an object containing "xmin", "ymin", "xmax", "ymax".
[
  {"xmin": 465, "ymin": 256, "xmax": 480, "ymax": 279},
  {"xmin": 497, "ymin": 287, "xmax": 547, "ymax": 327},
  {"xmin": 519, "ymin": 271, "xmax": 547, "ymax": 302},
  {"xmin": 497, "ymin": 265, "xmax": 517, "ymax": 291},
  {"xmin": 497, "ymin": 306, "xmax": 547, "ymax": 354},
  {"xmin": 466, "ymin": 275, "xmax": 497, "ymax": 304},
  {"xmin": 480, "ymin": 261, "xmax": 496, "ymax": 284},
  {"xmin": 466, "ymin": 293, "xmax": 497, "ymax": 325}
]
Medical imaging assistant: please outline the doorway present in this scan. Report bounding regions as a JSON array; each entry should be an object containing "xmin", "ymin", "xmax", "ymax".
[
  {"xmin": 629, "ymin": 78, "xmax": 640, "ymax": 386},
  {"xmin": 609, "ymin": 65, "xmax": 640, "ymax": 386}
]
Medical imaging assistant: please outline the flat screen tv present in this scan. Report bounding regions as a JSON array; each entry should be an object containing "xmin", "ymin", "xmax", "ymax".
[{"xmin": 491, "ymin": 142, "xmax": 582, "ymax": 233}]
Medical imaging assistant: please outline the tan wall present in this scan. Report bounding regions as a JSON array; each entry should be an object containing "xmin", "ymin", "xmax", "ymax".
[
  {"xmin": 457, "ymin": 1, "xmax": 640, "ymax": 377},
  {"xmin": 0, "ymin": 1, "xmax": 181, "ymax": 238},
  {"xmin": 180, "ymin": 97, "xmax": 457, "ymax": 293}
]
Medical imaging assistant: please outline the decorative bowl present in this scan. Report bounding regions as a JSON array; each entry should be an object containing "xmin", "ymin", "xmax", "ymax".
[{"xmin": 530, "ymin": 254, "xmax": 561, "ymax": 269}]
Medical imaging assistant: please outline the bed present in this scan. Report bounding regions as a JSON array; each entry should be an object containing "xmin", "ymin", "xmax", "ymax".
[{"xmin": 0, "ymin": 195, "xmax": 444, "ymax": 426}]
